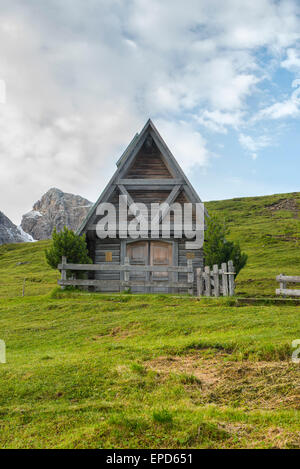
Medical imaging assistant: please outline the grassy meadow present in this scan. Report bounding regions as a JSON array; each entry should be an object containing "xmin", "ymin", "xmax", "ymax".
[{"xmin": 0, "ymin": 192, "xmax": 299, "ymax": 448}]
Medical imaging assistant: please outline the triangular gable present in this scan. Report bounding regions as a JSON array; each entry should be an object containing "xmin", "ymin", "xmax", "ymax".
[
  {"xmin": 77, "ymin": 119, "xmax": 203, "ymax": 235},
  {"xmin": 125, "ymin": 137, "xmax": 173, "ymax": 179}
]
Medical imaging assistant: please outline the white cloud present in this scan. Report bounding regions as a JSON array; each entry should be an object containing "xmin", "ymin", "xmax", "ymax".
[
  {"xmin": 0, "ymin": 1, "xmax": 300, "ymax": 222},
  {"xmin": 256, "ymin": 79, "xmax": 300, "ymax": 119},
  {"xmin": 196, "ymin": 110, "xmax": 243, "ymax": 133},
  {"xmin": 281, "ymin": 48, "xmax": 300, "ymax": 71},
  {"xmin": 239, "ymin": 133, "xmax": 272, "ymax": 159},
  {"xmin": 257, "ymin": 99, "xmax": 299, "ymax": 119},
  {"xmin": 156, "ymin": 119, "xmax": 211, "ymax": 171}
]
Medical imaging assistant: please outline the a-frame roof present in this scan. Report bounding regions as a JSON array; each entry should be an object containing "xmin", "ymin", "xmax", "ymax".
[{"xmin": 77, "ymin": 119, "xmax": 203, "ymax": 235}]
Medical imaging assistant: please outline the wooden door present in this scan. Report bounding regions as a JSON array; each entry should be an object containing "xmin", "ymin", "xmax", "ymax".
[
  {"xmin": 150, "ymin": 241, "xmax": 172, "ymax": 293},
  {"xmin": 126, "ymin": 241, "xmax": 149, "ymax": 293}
]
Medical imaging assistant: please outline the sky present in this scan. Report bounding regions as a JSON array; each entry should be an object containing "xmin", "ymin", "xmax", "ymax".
[{"xmin": 0, "ymin": 0, "xmax": 300, "ymax": 224}]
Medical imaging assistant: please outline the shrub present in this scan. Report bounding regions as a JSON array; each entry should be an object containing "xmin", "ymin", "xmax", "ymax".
[
  {"xmin": 45, "ymin": 226, "xmax": 92, "ymax": 277},
  {"xmin": 204, "ymin": 216, "xmax": 248, "ymax": 277}
]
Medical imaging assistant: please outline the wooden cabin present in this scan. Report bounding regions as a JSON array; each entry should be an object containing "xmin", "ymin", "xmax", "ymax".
[{"xmin": 77, "ymin": 119, "xmax": 205, "ymax": 294}]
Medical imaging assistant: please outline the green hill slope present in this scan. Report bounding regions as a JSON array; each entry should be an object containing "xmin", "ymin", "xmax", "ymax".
[
  {"xmin": 206, "ymin": 191, "xmax": 300, "ymax": 297},
  {"xmin": 0, "ymin": 240, "xmax": 55, "ymax": 298}
]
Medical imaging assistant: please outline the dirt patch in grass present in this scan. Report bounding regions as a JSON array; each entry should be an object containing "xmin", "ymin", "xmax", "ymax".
[
  {"xmin": 147, "ymin": 355, "xmax": 300, "ymax": 411},
  {"xmin": 266, "ymin": 198, "xmax": 299, "ymax": 214},
  {"xmin": 90, "ymin": 322, "xmax": 143, "ymax": 342},
  {"xmin": 219, "ymin": 422, "xmax": 300, "ymax": 449},
  {"xmin": 261, "ymin": 427, "xmax": 300, "ymax": 449},
  {"xmin": 109, "ymin": 322, "xmax": 143, "ymax": 340}
]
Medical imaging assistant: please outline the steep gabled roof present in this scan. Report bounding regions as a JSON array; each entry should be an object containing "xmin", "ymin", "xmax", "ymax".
[{"xmin": 77, "ymin": 119, "xmax": 203, "ymax": 235}]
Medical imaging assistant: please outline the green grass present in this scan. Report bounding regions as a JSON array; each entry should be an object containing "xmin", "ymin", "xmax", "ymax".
[
  {"xmin": 0, "ymin": 191, "xmax": 300, "ymax": 448},
  {"xmin": 0, "ymin": 240, "xmax": 57, "ymax": 298},
  {"xmin": 206, "ymin": 192, "xmax": 300, "ymax": 297},
  {"xmin": 0, "ymin": 291, "xmax": 299, "ymax": 448}
]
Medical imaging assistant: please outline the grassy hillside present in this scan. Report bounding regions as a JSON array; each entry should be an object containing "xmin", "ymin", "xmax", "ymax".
[
  {"xmin": 0, "ymin": 191, "xmax": 299, "ymax": 449},
  {"xmin": 206, "ymin": 191, "xmax": 300, "ymax": 297}
]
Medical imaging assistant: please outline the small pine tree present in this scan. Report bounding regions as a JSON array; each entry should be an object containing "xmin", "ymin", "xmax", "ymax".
[
  {"xmin": 204, "ymin": 216, "xmax": 247, "ymax": 277},
  {"xmin": 45, "ymin": 227, "xmax": 92, "ymax": 277}
]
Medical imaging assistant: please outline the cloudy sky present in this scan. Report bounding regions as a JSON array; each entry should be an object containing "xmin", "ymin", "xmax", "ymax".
[{"xmin": 1, "ymin": 0, "xmax": 300, "ymax": 224}]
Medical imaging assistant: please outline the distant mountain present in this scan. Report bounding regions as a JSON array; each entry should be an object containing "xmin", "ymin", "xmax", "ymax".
[
  {"xmin": 20, "ymin": 188, "xmax": 93, "ymax": 240},
  {"xmin": 0, "ymin": 211, "xmax": 34, "ymax": 245}
]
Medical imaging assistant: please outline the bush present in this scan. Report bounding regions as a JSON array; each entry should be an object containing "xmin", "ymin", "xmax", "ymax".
[
  {"xmin": 204, "ymin": 216, "xmax": 247, "ymax": 277},
  {"xmin": 45, "ymin": 227, "xmax": 92, "ymax": 277}
]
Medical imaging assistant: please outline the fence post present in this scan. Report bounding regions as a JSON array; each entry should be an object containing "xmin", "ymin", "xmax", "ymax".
[
  {"xmin": 196, "ymin": 268, "xmax": 203, "ymax": 297},
  {"xmin": 228, "ymin": 260, "xmax": 235, "ymax": 297},
  {"xmin": 122, "ymin": 256, "xmax": 130, "ymax": 292},
  {"xmin": 173, "ymin": 270, "xmax": 178, "ymax": 295},
  {"xmin": 221, "ymin": 262, "xmax": 228, "ymax": 297},
  {"xmin": 204, "ymin": 266, "xmax": 211, "ymax": 297},
  {"xmin": 278, "ymin": 273, "xmax": 286, "ymax": 297},
  {"xmin": 213, "ymin": 265, "xmax": 220, "ymax": 297},
  {"xmin": 187, "ymin": 259, "xmax": 194, "ymax": 296},
  {"xmin": 61, "ymin": 256, "xmax": 67, "ymax": 290},
  {"xmin": 279, "ymin": 274, "xmax": 286, "ymax": 290}
]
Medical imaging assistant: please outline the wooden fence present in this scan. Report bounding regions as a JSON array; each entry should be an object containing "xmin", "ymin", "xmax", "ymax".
[
  {"xmin": 276, "ymin": 274, "xmax": 300, "ymax": 297},
  {"xmin": 58, "ymin": 256, "xmax": 194, "ymax": 294},
  {"xmin": 196, "ymin": 261, "xmax": 235, "ymax": 297}
]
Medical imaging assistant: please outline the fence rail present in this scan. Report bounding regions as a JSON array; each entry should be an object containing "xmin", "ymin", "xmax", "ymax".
[
  {"xmin": 196, "ymin": 261, "xmax": 235, "ymax": 297},
  {"xmin": 58, "ymin": 257, "xmax": 194, "ymax": 294},
  {"xmin": 276, "ymin": 274, "xmax": 300, "ymax": 297}
]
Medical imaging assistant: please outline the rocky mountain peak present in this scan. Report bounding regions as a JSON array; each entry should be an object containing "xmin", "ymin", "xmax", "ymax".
[
  {"xmin": 0, "ymin": 211, "xmax": 34, "ymax": 245},
  {"xmin": 21, "ymin": 188, "xmax": 93, "ymax": 240}
]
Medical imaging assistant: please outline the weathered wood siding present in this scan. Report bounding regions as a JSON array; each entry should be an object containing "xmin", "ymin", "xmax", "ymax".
[
  {"xmin": 93, "ymin": 189, "xmax": 178, "ymax": 225},
  {"xmin": 126, "ymin": 140, "xmax": 172, "ymax": 179},
  {"xmin": 173, "ymin": 191, "xmax": 197, "ymax": 224},
  {"xmin": 92, "ymin": 188, "xmax": 198, "ymax": 227},
  {"xmin": 94, "ymin": 238, "xmax": 121, "ymax": 292},
  {"xmin": 89, "ymin": 236, "xmax": 203, "ymax": 295}
]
